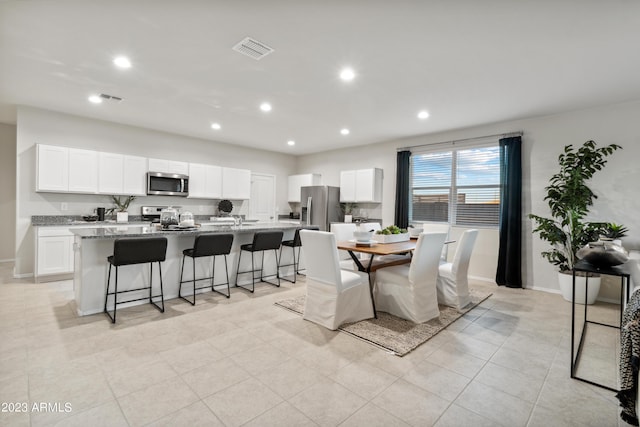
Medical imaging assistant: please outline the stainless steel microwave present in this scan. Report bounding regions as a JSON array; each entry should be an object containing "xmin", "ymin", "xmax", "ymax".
[{"xmin": 146, "ymin": 172, "xmax": 189, "ymax": 196}]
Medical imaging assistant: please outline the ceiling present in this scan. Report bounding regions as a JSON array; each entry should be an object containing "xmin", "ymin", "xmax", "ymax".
[{"xmin": 1, "ymin": 1, "xmax": 639, "ymax": 155}]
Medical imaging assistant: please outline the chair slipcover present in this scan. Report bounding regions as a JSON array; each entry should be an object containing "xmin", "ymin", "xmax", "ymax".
[
  {"xmin": 423, "ymin": 222, "xmax": 451, "ymax": 261},
  {"xmin": 374, "ymin": 232, "xmax": 447, "ymax": 323},
  {"xmin": 299, "ymin": 230, "xmax": 374, "ymax": 330},
  {"xmin": 330, "ymin": 223, "xmax": 358, "ymax": 270},
  {"xmin": 436, "ymin": 229, "xmax": 478, "ymax": 310}
]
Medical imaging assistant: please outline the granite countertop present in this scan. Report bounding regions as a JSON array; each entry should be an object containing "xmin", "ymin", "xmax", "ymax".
[
  {"xmin": 71, "ymin": 222, "xmax": 299, "ymax": 239},
  {"xmin": 32, "ymin": 215, "xmax": 149, "ymax": 227}
]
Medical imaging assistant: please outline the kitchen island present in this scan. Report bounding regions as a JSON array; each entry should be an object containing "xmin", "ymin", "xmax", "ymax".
[{"xmin": 72, "ymin": 223, "xmax": 299, "ymax": 316}]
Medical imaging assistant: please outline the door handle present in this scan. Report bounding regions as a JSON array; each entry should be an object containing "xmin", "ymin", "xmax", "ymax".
[{"xmin": 306, "ymin": 196, "xmax": 312, "ymax": 226}]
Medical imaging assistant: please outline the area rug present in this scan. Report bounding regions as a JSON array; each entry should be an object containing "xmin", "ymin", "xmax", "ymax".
[{"xmin": 275, "ymin": 289, "xmax": 492, "ymax": 356}]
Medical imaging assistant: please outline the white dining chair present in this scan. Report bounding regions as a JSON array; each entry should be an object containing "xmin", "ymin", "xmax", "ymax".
[
  {"xmin": 299, "ymin": 230, "xmax": 374, "ymax": 330},
  {"xmin": 374, "ymin": 232, "xmax": 447, "ymax": 323},
  {"xmin": 436, "ymin": 229, "xmax": 478, "ymax": 310},
  {"xmin": 330, "ymin": 223, "xmax": 358, "ymax": 270},
  {"xmin": 422, "ymin": 222, "xmax": 451, "ymax": 261}
]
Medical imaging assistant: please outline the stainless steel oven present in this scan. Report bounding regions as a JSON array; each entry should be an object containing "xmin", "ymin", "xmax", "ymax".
[{"xmin": 146, "ymin": 172, "xmax": 189, "ymax": 196}]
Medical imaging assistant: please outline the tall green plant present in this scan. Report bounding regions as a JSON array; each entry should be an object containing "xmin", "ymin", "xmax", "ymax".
[{"xmin": 529, "ymin": 140, "xmax": 621, "ymax": 271}]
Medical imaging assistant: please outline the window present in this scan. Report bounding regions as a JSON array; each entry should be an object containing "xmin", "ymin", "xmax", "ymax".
[{"xmin": 410, "ymin": 144, "xmax": 500, "ymax": 227}]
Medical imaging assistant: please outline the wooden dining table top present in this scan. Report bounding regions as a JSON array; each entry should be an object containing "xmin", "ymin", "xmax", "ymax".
[{"xmin": 336, "ymin": 239, "xmax": 417, "ymax": 255}]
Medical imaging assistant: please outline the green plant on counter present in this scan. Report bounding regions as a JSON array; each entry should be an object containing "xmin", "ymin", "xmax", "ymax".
[
  {"xmin": 108, "ymin": 195, "xmax": 136, "ymax": 213},
  {"xmin": 376, "ymin": 225, "xmax": 407, "ymax": 235},
  {"xmin": 339, "ymin": 202, "xmax": 358, "ymax": 215}
]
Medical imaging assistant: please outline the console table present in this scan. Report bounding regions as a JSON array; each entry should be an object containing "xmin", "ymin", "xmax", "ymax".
[{"xmin": 571, "ymin": 259, "xmax": 632, "ymax": 391}]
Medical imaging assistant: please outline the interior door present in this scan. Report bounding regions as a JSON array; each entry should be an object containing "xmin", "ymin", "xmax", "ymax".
[{"xmin": 248, "ymin": 173, "xmax": 276, "ymax": 222}]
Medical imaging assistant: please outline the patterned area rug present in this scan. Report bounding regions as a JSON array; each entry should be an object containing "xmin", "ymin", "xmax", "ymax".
[{"xmin": 275, "ymin": 289, "xmax": 492, "ymax": 356}]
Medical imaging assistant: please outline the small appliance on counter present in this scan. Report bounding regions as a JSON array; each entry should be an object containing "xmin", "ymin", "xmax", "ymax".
[
  {"xmin": 141, "ymin": 206, "xmax": 182, "ymax": 223},
  {"xmin": 160, "ymin": 207, "xmax": 179, "ymax": 228}
]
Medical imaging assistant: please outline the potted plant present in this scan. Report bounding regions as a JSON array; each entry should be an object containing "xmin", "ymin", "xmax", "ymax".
[
  {"xmin": 340, "ymin": 202, "xmax": 357, "ymax": 223},
  {"xmin": 109, "ymin": 195, "xmax": 136, "ymax": 223},
  {"xmin": 529, "ymin": 140, "xmax": 621, "ymax": 304}
]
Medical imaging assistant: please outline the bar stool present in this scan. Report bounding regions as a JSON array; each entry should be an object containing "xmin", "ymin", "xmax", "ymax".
[
  {"xmin": 235, "ymin": 231, "xmax": 283, "ymax": 293},
  {"xmin": 104, "ymin": 237, "xmax": 168, "ymax": 323},
  {"xmin": 179, "ymin": 233, "xmax": 234, "ymax": 305},
  {"xmin": 279, "ymin": 226, "xmax": 319, "ymax": 283}
]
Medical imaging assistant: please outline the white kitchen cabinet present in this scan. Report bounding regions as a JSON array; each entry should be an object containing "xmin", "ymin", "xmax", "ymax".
[
  {"xmin": 188, "ymin": 163, "xmax": 222, "ymax": 199},
  {"xmin": 288, "ymin": 173, "xmax": 322, "ymax": 202},
  {"xmin": 99, "ymin": 153, "xmax": 147, "ymax": 195},
  {"xmin": 123, "ymin": 155, "xmax": 148, "ymax": 195},
  {"xmin": 37, "ymin": 144, "xmax": 69, "ymax": 192},
  {"xmin": 98, "ymin": 152, "xmax": 125, "ymax": 194},
  {"xmin": 68, "ymin": 148, "xmax": 98, "ymax": 193},
  {"xmin": 36, "ymin": 227, "xmax": 74, "ymax": 278},
  {"xmin": 222, "ymin": 167, "xmax": 251, "ymax": 199},
  {"xmin": 148, "ymin": 158, "xmax": 188, "ymax": 175},
  {"xmin": 340, "ymin": 168, "xmax": 383, "ymax": 202},
  {"xmin": 339, "ymin": 170, "xmax": 356, "ymax": 202}
]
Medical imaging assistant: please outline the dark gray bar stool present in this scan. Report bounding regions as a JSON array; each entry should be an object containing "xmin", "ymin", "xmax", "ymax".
[
  {"xmin": 279, "ymin": 226, "xmax": 319, "ymax": 283},
  {"xmin": 104, "ymin": 237, "xmax": 168, "ymax": 323},
  {"xmin": 179, "ymin": 233, "xmax": 234, "ymax": 305},
  {"xmin": 235, "ymin": 231, "xmax": 283, "ymax": 293}
]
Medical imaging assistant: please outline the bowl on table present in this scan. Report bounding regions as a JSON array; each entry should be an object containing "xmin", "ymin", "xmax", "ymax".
[
  {"xmin": 353, "ymin": 230, "xmax": 374, "ymax": 242},
  {"xmin": 82, "ymin": 215, "xmax": 99, "ymax": 222}
]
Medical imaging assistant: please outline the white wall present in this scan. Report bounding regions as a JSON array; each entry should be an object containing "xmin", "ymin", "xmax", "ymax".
[
  {"xmin": 298, "ymin": 100, "xmax": 640, "ymax": 295},
  {"xmin": 15, "ymin": 106, "xmax": 296, "ymax": 276},
  {"xmin": 0, "ymin": 123, "xmax": 16, "ymax": 262}
]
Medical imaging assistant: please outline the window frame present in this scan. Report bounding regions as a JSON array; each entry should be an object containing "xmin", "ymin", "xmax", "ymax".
[{"xmin": 409, "ymin": 140, "xmax": 500, "ymax": 229}]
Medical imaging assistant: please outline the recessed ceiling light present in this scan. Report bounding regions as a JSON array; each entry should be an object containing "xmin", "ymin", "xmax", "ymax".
[
  {"xmin": 113, "ymin": 56, "xmax": 131, "ymax": 69},
  {"xmin": 211, "ymin": 123, "xmax": 221, "ymax": 130},
  {"xmin": 260, "ymin": 102, "xmax": 272, "ymax": 112},
  {"xmin": 340, "ymin": 128, "xmax": 350, "ymax": 135},
  {"xmin": 88, "ymin": 95, "xmax": 103, "ymax": 104},
  {"xmin": 287, "ymin": 140, "xmax": 295, "ymax": 146},
  {"xmin": 417, "ymin": 110, "xmax": 430, "ymax": 120},
  {"xmin": 340, "ymin": 67, "xmax": 355, "ymax": 81}
]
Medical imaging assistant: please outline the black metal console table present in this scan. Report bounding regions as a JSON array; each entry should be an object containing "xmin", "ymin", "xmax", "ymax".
[{"xmin": 571, "ymin": 259, "xmax": 631, "ymax": 392}]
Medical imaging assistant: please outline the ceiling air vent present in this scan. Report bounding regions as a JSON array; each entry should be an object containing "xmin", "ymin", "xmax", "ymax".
[
  {"xmin": 232, "ymin": 37, "xmax": 274, "ymax": 60},
  {"xmin": 99, "ymin": 93, "xmax": 123, "ymax": 102}
]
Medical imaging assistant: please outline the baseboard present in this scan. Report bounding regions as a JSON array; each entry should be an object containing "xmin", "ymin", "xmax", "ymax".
[
  {"xmin": 527, "ymin": 285, "xmax": 561, "ymax": 294},
  {"xmin": 0, "ymin": 258, "xmax": 15, "ymax": 264},
  {"xmin": 13, "ymin": 272, "xmax": 34, "ymax": 279}
]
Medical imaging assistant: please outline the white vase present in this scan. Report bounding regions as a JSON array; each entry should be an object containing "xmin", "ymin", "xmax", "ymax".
[
  {"xmin": 557, "ymin": 271, "xmax": 601, "ymax": 305},
  {"xmin": 344, "ymin": 214, "xmax": 352, "ymax": 223},
  {"xmin": 116, "ymin": 212, "xmax": 128, "ymax": 223}
]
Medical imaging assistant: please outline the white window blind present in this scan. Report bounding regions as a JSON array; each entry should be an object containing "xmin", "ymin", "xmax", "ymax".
[{"xmin": 410, "ymin": 144, "xmax": 500, "ymax": 227}]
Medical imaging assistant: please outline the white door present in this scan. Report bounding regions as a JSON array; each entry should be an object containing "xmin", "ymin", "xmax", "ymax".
[{"xmin": 248, "ymin": 173, "xmax": 275, "ymax": 222}]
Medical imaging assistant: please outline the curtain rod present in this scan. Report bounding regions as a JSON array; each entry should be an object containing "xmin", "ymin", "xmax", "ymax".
[{"xmin": 397, "ymin": 131, "xmax": 523, "ymax": 152}]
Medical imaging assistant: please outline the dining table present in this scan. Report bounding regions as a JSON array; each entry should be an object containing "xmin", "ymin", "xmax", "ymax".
[
  {"xmin": 336, "ymin": 237, "xmax": 455, "ymax": 318},
  {"xmin": 336, "ymin": 239, "xmax": 417, "ymax": 318}
]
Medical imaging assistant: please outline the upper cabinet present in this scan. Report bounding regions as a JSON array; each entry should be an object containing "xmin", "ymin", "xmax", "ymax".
[
  {"xmin": 98, "ymin": 152, "xmax": 147, "ymax": 196},
  {"xmin": 37, "ymin": 144, "xmax": 69, "ymax": 192},
  {"xmin": 288, "ymin": 173, "xmax": 322, "ymax": 202},
  {"xmin": 222, "ymin": 167, "xmax": 251, "ymax": 199},
  {"xmin": 340, "ymin": 168, "xmax": 383, "ymax": 203},
  {"xmin": 188, "ymin": 163, "xmax": 222, "ymax": 199},
  {"xmin": 148, "ymin": 158, "xmax": 189, "ymax": 175},
  {"xmin": 37, "ymin": 145, "xmax": 98, "ymax": 193},
  {"xmin": 122, "ymin": 155, "xmax": 148, "ymax": 195}
]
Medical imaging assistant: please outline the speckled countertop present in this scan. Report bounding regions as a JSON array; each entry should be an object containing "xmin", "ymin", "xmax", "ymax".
[
  {"xmin": 32, "ymin": 215, "xmax": 149, "ymax": 226},
  {"xmin": 71, "ymin": 222, "xmax": 299, "ymax": 239}
]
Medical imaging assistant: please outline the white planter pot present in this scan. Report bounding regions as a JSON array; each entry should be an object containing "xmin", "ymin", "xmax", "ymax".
[
  {"xmin": 557, "ymin": 271, "xmax": 601, "ymax": 305},
  {"xmin": 372, "ymin": 232, "xmax": 410, "ymax": 244},
  {"xmin": 116, "ymin": 212, "xmax": 129, "ymax": 223}
]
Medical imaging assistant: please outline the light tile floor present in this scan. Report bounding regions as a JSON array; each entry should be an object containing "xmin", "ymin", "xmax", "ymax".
[{"xmin": 0, "ymin": 261, "xmax": 631, "ymax": 426}]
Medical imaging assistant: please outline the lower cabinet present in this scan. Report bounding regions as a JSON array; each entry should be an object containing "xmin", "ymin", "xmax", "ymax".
[{"xmin": 36, "ymin": 228, "xmax": 74, "ymax": 278}]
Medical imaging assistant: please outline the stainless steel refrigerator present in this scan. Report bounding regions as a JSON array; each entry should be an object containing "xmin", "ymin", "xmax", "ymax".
[{"xmin": 300, "ymin": 186, "xmax": 341, "ymax": 231}]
